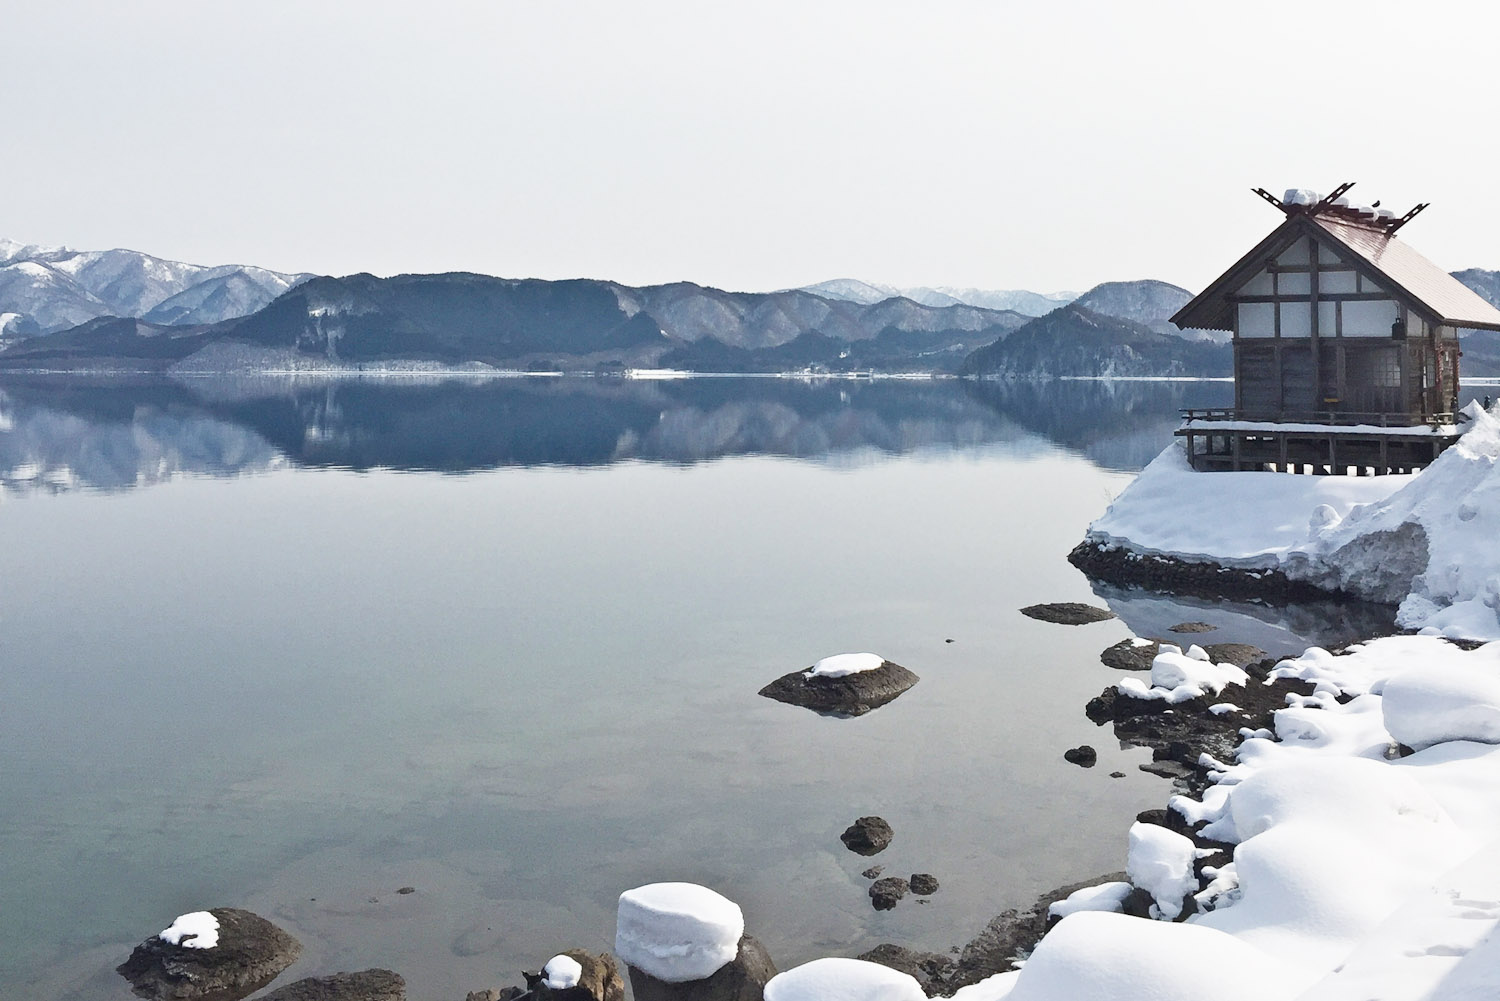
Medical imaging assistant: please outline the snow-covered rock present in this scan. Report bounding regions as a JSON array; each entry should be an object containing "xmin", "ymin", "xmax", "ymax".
[
  {"xmin": 118, "ymin": 907, "xmax": 302, "ymax": 1000},
  {"xmin": 763, "ymin": 957, "xmax": 925, "ymax": 1001},
  {"xmin": 1116, "ymin": 645, "xmax": 1248, "ymax": 704},
  {"xmin": 1046, "ymin": 881, "xmax": 1133, "ymax": 920},
  {"xmin": 1125, "ymin": 823, "xmax": 1203, "ymax": 920},
  {"xmin": 616, "ymin": 883, "xmax": 744, "ymax": 983},
  {"xmin": 544, "ymin": 954, "xmax": 583, "ymax": 989}
]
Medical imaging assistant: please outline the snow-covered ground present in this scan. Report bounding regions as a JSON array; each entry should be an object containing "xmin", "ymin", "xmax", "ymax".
[
  {"xmin": 1088, "ymin": 403, "xmax": 1500, "ymax": 641},
  {"xmin": 944, "ymin": 636, "xmax": 1500, "ymax": 1000}
]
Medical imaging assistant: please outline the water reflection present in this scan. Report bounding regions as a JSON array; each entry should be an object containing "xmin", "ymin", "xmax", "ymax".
[
  {"xmin": 1088, "ymin": 581, "xmax": 1399, "ymax": 660},
  {"xmin": 0, "ymin": 375, "xmax": 1236, "ymax": 493}
]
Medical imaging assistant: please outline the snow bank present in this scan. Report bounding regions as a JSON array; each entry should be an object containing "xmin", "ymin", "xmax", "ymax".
[
  {"xmin": 1287, "ymin": 404, "xmax": 1500, "ymax": 638},
  {"xmin": 978, "ymin": 635, "xmax": 1500, "ymax": 1000},
  {"xmin": 1382, "ymin": 660, "xmax": 1500, "ymax": 751},
  {"xmin": 616, "ymin": 882, "xmax": 744, "ymax": 982},
  {"xmin": 543, "ymin": 954, "xmax": 582, "ymax": 989},
  {"xmin": 1089, "ymin": 406, "xmax": 1500, "ymax": 640},
  {"xmin": 1087, "ymin": 440, "xmax": 1408, "ymax": 565},
  {"xmin": 158, "ymin": 911, "xmax": 219, "ymax": 949},
  {"xmin": 806, "ymin": 652, "xmax": 884, "ymax": 678},
  {"xmin": 1003, "ymin": 911, "xmax": 1304, "ymax": 1001},
  {"xmin": 1116, "ymin": 644, "xmax": 1248, "ymax": 704},
  {"xmin": 763, "ymin": 958, "xmax": 925, "ymax": 1001}
]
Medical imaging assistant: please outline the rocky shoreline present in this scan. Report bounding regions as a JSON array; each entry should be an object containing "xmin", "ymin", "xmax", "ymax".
[{"xmin": 1066, "ymin": 540, "xmax": 1333, "ymax": 603}]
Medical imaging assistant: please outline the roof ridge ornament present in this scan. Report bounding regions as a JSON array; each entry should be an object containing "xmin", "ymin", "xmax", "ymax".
[{"xmin": 1250, "ymin": 181, "xmax": 1427, "ymax": 235}]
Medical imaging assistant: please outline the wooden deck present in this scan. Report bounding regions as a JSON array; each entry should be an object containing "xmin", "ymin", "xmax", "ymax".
[{"xmin": 1176, "ymin": 409, "xmax": 1464, "ymax": 474}]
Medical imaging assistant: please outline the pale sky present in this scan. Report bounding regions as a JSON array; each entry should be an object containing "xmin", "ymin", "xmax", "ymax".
[{"xmin": 7, "ymin": 1, "xmax": 1500, "ymax": 295}]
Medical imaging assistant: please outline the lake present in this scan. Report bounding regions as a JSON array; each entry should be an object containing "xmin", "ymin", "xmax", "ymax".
[{"xmin": 0, "ymin": 374, "xmax": 1398, "ymax": 1000}]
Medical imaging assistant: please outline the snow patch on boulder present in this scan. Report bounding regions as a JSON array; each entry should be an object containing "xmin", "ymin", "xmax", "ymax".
[
  {"xmin": 616, "ymin": 882, "xmax": 744, "ymax": 983},
  {"xmin": 806, "ymin": 652, "xmax": 884, "ymax": 678},
  {"xmin": 1126, "ymin": 823, "xmax": 1206, "ymax": 920},
  {"xmin": 159, "ymin": 912, "xmax": 219, "ymax": 949},
  {"xmin": 543, "ymin": 954, "xmax": 582, "ymax": 989}
]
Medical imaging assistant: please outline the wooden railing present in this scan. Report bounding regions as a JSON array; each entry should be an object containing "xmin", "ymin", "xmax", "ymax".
[{"xmin": 1179, "ymin": 408, "xmax": 1460, "ymax": 428}]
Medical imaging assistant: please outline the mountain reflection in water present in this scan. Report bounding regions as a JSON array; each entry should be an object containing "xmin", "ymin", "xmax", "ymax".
[{"xmin": 0, "ymin": 375, "xmax": 1235, "ymax": 493}]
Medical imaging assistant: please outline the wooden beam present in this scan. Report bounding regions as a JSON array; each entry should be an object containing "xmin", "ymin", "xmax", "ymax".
[{"xmin": 1386, "ymin": 202, "xmax": 1428, "ymax": 235}]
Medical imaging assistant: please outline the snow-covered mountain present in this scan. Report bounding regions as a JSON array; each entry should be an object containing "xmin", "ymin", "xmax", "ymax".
[
  {"xmin": 801, "ymin": 279, "xmax": 1077, "ymax": 317},
  {"xmin": 0, "ymin": 238, "xmax": 313, "ymax": 335}
]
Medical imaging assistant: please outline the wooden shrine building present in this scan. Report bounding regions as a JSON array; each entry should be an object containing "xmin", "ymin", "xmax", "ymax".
[{"xmin": 1172, "ymin": 183, "xmax": 1500, "ymax": 474}]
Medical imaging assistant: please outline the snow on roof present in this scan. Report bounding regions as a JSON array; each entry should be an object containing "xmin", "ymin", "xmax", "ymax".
[
  {"xmin": 158, "ymin": 911, "xmax": 219, "ymax": 949},
  {"xmin": 806, "ymin": 652, "xmax": 884, "ymax": 678},
  {"xmin": 763, "ymin": 957, "xmax": 926, "ymax": 1001},
  {"xmin": 1309, "ymin": 214, "xmax": 1500, "ymax": 330},
  {"xmin": 1283, "ymin": 188, "xmax": 1322, "ymax": 206},
  {"xmin": 616, "ymin": 882, "xmax": 744, "ymax": 983}
]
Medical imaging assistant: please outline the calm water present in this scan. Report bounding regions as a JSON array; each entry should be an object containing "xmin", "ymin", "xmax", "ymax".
[{"xmin": 0, "ymin": 375, "xmax": 1395, "ymax": 1000}]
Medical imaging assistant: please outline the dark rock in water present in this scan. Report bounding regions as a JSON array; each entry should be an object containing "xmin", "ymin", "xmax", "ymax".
[
  {"xmin": 1109, "ymin": 771, "xmax": 1126, "ymax": 778},
  {"xmin": 1063, "ymin": 745, "xmax": 1098, "ymax": 768},
  {"xmin": 1067, "ymin": 540, "xmax": 1328, "ymax": 602},
  {"xmin": 840, "ymin": 816, "xmax": 894, "ymax": 856},
  {"xmin": 1019, "ymin": 602, "xmax": 1115, "ymax": 625},
  {"xmin": 855, "ymin": 944, "xmax": 952, "ymax": 993},
  {"xmin": 396, "ymin": 886, "xmax": 415, "ymax": 895},
  {"xmin": 117, "ymin": 907, "xmax": 302, "ymax": 1001},
  {"xmin": 1100, "ymin": 638, "xmax": 1159, "ymax": 672},
  {"xmin": 1168, "ymin": 621, "xmax": 1216, "ymax": 633},
  {"xmin": 909, "ymin": 873, "xmax": 940, "ymax": 895},
  {"xmin": 944, "ymin": 638, "xmax": 955, "ymax": 644},
  {"xmin": 1202, "ymin": 642, "xmax": 1268, "ymax": 668},
  {"xmin": 758, "ymin": 659, "xmax": 919, "ymax": 717},
  {"xmin": 869, "ymin": 877, "xmax": 909, "ymax": 910},
  {"xmin": 861, "ymin": 865, "xmax": 884, "ymax": 879},
  {"xmin": 625, "ymin": 934, "xmax": 774, "ymax": 1001},
  {"xmin": 465, "ymin": 991, "xmax": 525, "ymax": 1001},
  {"xmin": 260, "ymin": 969, "xmax": 405, "ymax": 1001}
]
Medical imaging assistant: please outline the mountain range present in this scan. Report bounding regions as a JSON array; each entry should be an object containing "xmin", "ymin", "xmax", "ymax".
[
  {"xmin": 3, "ymin": 237, "xmax": 1494, "ymax": 377},
  {"xmin": 0, "ymin": 237, "xmax": 311, "ymax": 340},
  {"xmin": 799, "ymin": 279, "xmax": 1078, "ymax": 317}
]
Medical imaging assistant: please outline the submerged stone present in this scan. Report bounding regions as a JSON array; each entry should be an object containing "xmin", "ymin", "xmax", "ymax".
[
  {"xmin": 259, "ymin": 969, "xmax": 405, "ymax": 1001},
  {"xmin": 1101, "ymin": 638, "xmax": 1160, "ymax": 672},
  {"xmin": 1020, "ymin": 602, "xmax": 1116, "ymax": 625}
]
